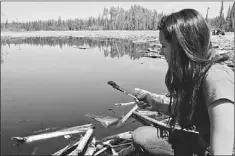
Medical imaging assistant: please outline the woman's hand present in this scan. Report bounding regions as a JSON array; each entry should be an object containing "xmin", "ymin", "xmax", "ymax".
[
  {"xmin": 135, "ymin": 92, "xmax": 155, "ymax": 110},
  {"xmin": 133, "ymin": 88, "xmax": 170, "ymax": 114}
]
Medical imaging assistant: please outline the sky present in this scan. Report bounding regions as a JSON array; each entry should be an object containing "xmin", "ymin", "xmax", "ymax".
[{"xmin": 1, "ymin": 1, "xmax": 234, "ymax": 23}]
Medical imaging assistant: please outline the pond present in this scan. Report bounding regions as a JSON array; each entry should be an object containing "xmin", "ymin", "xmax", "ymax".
[{"xmin": 1, "ymin": 36, "xmax": 168, "ymax": 155}]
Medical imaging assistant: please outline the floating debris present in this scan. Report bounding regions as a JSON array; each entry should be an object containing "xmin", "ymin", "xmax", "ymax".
[
  {"xmin": 63, "ymin": 135, "xmax": 72, "ymax": 140},
  {"xmin": 107, "ymin": 108, "xmax": 115, "ymax": 114},
  {"xmin": 52, "ymin": 135, "xmax": 83, "ymax": 156},
  {"xmin": 84, "ymin": 137, "xmax": 96, "ymax": 156},
  {"xmin": 78, "ymin": 46, "xmax": 89, "ymax": 49},
  {"xmin": 101, "ymin": 131, "xmax": 132, "ymax": 142},
  {"xmin": 68, "ymin": 128, "xmax": 94, "ymax": 155},
  {"xmin": 11, "ymin": 124, "xmax": 93, "ymax": 144},
  {"xmin": 114, "ymin": 101, "xmax": 136, "ymax": 107},
  {"xmin": 132, "ymin": 111, "xmax": 198, "ymax": 134},
  {"xmin": 142, "ymin": 52, "xmax": 164, "ymax": 59},
  {"xmin": 107, "ymin": 81, "xmax": 140, "ymax": 128},
  {"xmin": 33, "ymin": 127, "xmax": 60, "ymax": 134},
  {"xmin": 85, "ymin": 114, "xmax": 119, "ymax": 128},
  {"xmin": 11, "ymin": 88, "xmax": 203, "ymax": 156},
  {"xmin": 31, "ymin": 146, "xmax": 38, "ymax": 155}
]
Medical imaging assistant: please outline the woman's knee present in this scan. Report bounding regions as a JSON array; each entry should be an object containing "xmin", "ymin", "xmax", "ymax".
[
  {"xmin": 132, "ymin": 126, "xmax": 174, "ymax": 155},
  {"xmin": 132, "ymin": 126, "xmax": 158, "ymax": 146}
]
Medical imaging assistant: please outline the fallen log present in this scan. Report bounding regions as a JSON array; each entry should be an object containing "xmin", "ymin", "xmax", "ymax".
[
  {"xmin": 52, "ymin": 136, "xmax": 82, "ymax": 156},
  {"xmin": 84, "ymin": 137, "xmax": 96, "ymax": 156},
  {"xmin": 132, "ymin": 111, "xmax": 198, "ymax": 134},
  {"xmin": 68, "ymin": 128, "xmax": 94, "ymax": 155},
  {"xmin": 11, "ymin": 124, "xmax": 93, "ymax": 144}
]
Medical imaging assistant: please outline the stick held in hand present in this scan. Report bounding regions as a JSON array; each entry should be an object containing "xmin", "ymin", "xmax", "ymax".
[
  {"xmin": 107, "ymin": 81, "xmax": 125, "ymax": 93},
  {"xmin": 107, "ymin": 81, "xmax": 139, "ymax": 101},
  {"xmin": 107, "ymin": 81, "xmax": 140, "ymax": 128}
]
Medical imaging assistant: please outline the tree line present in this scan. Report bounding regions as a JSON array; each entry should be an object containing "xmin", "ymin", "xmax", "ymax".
[
  {"xmin": 1, "ymin": 2, "xmax": 234, "ymax": 32},
  {"xmin": 208, "ymin": 1, "xmax": 235, "ymax": 32}
]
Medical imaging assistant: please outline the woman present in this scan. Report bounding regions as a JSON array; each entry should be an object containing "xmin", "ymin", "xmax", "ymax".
[{"xmin": 132, "ymin": 9, "xmax": 234, "ymax": 156}]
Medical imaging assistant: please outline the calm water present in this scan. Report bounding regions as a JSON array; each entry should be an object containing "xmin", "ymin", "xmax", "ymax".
[{"xmin": 1, "ymin": 37, "xmax": 168, "ymax": 155}]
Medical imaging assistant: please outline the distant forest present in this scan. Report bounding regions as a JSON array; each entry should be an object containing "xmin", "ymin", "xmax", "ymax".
[{"xmin": 1, "ymin": 2, "xmax": 235, "ymax": 32}]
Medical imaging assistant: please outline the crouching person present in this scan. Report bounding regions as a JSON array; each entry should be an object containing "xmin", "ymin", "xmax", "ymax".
[{"xmin": 132, "ymin": 8, "xmax": 234, "ymax": 156}]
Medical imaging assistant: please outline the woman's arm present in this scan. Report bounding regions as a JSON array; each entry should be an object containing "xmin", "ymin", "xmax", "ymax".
[
  {"xmin": 148, "ymin": 93, "xmax": 170, "ymax": 115},
  {"xmin": 208, "ymin": 99, "xmax": 234, "ymax": 155}
]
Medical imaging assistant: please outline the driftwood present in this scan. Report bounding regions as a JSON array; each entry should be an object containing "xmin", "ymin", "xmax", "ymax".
[
  {"xmin": 33, "ymin": 127, "xmax": 60, "ymax": 134},
  {"xmin": 110, "ymin": 147, "xmax": 119, "ymax": 156},
  {"xmin": 107, "ymin": 81, "xmax": 139, "ymax": 101},
  {"xmin": 136, "ymin": 110, "xmax": 160, "ymax": 117},
  {"xmin": 52, "ymin": 136, "xmax": 82, "ymax": 156},
  {"xmin": 132, "ymin": 111, "xmax": 198, "ymax": 134},
  {"xmin": 94, "ymin": 146, "xmax": 109, "ymax": 156},
  {"xmin": 11, "ymin": 124, "xmax": 93, "ymax": 144},
  {"xmin": 93, "ymin": 140, "xmax": 114, "ymax": 156},
  {"xmin": 84, "ymin": 137, "xmax": 96, "ymax": 156},
  {"xmin": 114, "ymin": 101, "xmax": 136, "ymax": 107},
  {"xmin": 107, "ymin": 81, "xmax": 141, "ymax": 128},
  {"xmin": 68, "ymin": 128, "xmax": 94, "ymax": 155},
  {"xmin": 142, "ymin": 52, "xmax": 164, "ymax": 59},
  {"xmin": 101, "ymin": 131, "xmax": 132, "ymax": 142},
  {"xmin": 116, "ymin": 105, "xmax": 139, "ymax": 128},
  {"xmin": 85, "ymin": 114, "xmax": 119, "ymax": 128}
]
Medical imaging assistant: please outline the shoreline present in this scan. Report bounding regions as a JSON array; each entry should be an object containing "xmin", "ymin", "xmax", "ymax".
[
  {"xmin": 1, "ymin": 30, "xmax": 234, "ymax": 64},
  {"xmin": 1, "ymin": 30, "xmax": 159, "ymax": 43}
]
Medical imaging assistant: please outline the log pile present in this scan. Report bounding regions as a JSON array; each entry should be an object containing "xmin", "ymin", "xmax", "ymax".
[{"xmin": 11, "ymin": 83, "xmax": 183, "ymax": 155}]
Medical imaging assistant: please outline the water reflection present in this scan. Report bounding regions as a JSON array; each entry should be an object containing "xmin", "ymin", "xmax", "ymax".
[
  {"xmin": 1, "ymin": 37, "xmax": 149, "ymax": 61},
  {"xmin": 1, "ymin": 36, "xmax": 167, "ymax": 155}
]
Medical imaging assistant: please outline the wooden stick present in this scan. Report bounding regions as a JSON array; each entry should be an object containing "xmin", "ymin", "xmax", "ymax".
[
  {"xmin": 110, "ymin": 142, "xmax": 132, "ymax": 148},
  {"xmin": 84, "ymin": 137, "xmax": 96, "ymax": 156},
  {"xmin": 68, "ymin": 128, "xmax": 94, "ymax": 155},
  {"xmin": 137, "ymin": 110, "xmax": 160, "ymax": 117},
  {"xmin": 52, "ymin": 136, "xmax": 82, "ymax": 156},
  {"xmin": 107, "ymin": 81, "xmax": 141, "ymax": 128},
  {"xmin": 132, "ymin": 111, "xmax": 198, "ymax": 134},
  {"xmin": 116, "ymin": 105, "xmax": 139, "ymax": 128},
  {"xmin": 234, "ymin": 17, "xmax": 235, "ymax": 55},
  {"xmin": 107, "ymin": 81, "xmax": 139, "ymax": 102},
  {"xmin": 93, "ymin": 146, "xmax": 109, "ymax": 156},
  {"xmin": 101, "ymin": 131, "xmax": 132, "ymax": 142},
  {"xmin": 11, "ymin": 124, "xmax": 93, "ymax": 144},
  {"xmin": 114, "ymin": 101, "xmax": 136, "ymax": 107},
  {"xmin": 111, "ymin": 147, "xmax": 119, "ymax": 156}
]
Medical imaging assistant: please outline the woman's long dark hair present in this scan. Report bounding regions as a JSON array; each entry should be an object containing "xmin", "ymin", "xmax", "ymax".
[{"xmin": 158, "ymin": 9, "xmax": 226, "ymax": 129}]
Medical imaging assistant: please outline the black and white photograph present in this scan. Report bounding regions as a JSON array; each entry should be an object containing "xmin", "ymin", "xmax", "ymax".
[{"xmin": 1, "ymin": 1, "xmax": 234, "ymax": 155}]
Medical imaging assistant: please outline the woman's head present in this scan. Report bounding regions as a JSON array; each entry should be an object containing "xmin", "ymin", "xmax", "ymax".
[
  {"xmin": 158, "ymin": 9, "xmax": 213, "ymax": 128},
  {"xmin": 158, "ymin": 9, "xmax": 211, "ymax": 64}
]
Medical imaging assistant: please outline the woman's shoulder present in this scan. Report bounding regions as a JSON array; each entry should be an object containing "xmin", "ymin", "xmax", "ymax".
[
  {"xmin": 203, "ymin": 63, "xmax": 234, "ymax": 107},
  {"xmin": 206, "ymin": 63, "xmax": 234, "ymax": 80}
]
